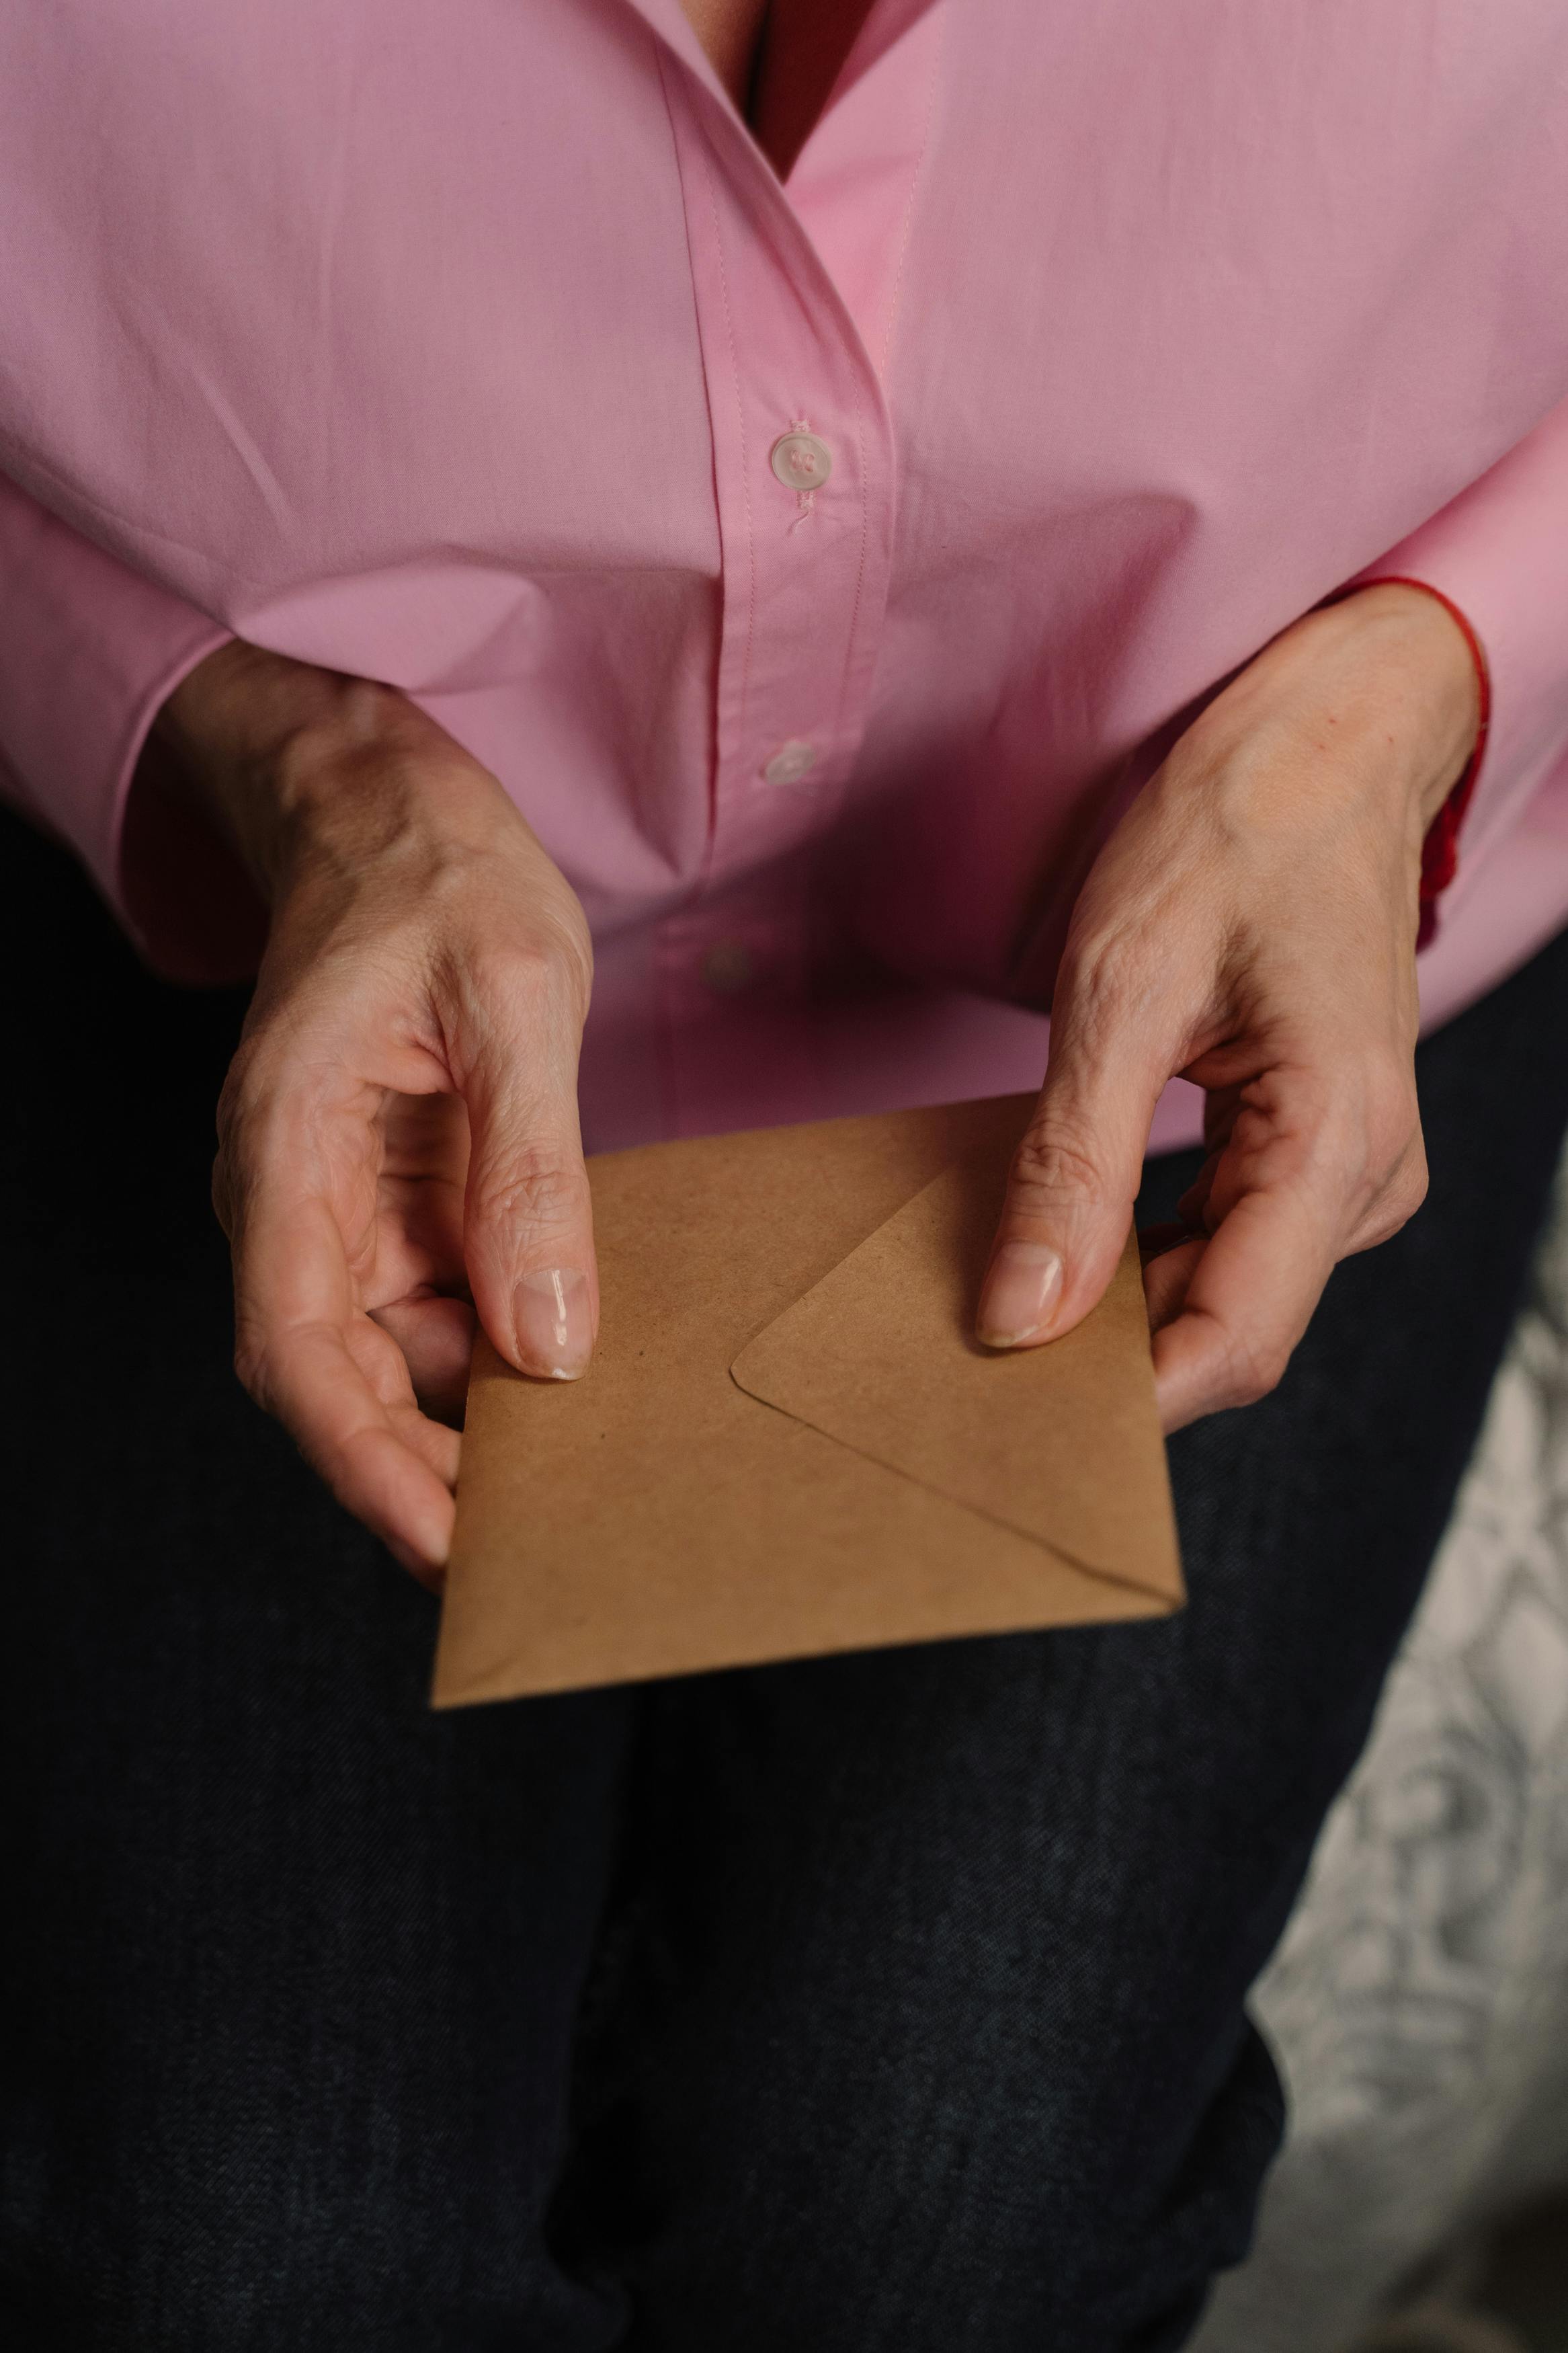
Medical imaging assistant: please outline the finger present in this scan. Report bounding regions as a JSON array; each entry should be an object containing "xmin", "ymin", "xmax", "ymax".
[
  {"xmin": 1139, "ymin": 1229, "xmax": 1205, "ymax": 1334},
  {"xmin": 263, "ymin": 1317, "xmax": 459, "ymax": 1587},
  {"xmin": 375, "ymin": 1092, "xmax": 471, "ymax": 1294},
  {"xmin": 366, "ymin": 1094, "xmax": 476, "ymax": 1422},
  {"xmin": 1175, "ymin": 1099, "xmax": 1242, "ymax": 1234},
  {"xmin": 978, "ymin": 971, "xmax": 1171, "ymax": 1351},
  {"xmin": 370, "ymin": 1292, "xmax": 478, "ymax": 1426},
  {"xmin": 1152, "ymin": 1179, "xmax": 1335, "ymax": 1431},
  {"xmin": 1175, "ymin": 1153, "xmax": 1223, "ymax": 1234},
  {"xmin": 232, "ymin": 1175, "xmax": 458, "ymax": 1577},
  {"xmin": 1137, "ymin": 1220, "xmax": 1195, "ymax": 1266},
  {"xmin": 456, "ymin": 955, "xmax": 598, "ymax": 1382}
]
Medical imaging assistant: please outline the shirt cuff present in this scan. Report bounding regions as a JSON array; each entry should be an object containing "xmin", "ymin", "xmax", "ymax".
[
  {"xmin": 1345, "ymin": 393, "xmax": 1568, "ymax": 949},
  {"xmin": 0, "ymin": 469, "xmax": 261, "ymax": 982}
]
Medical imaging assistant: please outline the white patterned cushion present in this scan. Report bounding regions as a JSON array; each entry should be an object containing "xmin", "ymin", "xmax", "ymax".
[{"xmin": 1192, "ymin": 1158, "xmax": 1568, "ymax": 2353}]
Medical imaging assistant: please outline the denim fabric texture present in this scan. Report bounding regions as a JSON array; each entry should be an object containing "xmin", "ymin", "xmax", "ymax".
[{"xmin": 4, "ymin": 807, "xmax": 1567, "ymax": 2352}]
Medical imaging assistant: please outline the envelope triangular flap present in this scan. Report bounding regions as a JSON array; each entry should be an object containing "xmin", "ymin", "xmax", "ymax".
[{"xmin": 730, "ymin": 1146, "xmax": 1182, "ymax": 1599}]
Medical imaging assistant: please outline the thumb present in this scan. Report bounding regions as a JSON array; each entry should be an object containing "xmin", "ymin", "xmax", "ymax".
[
  {"xmin": 460, "ymin": 980, "xmax": 598, "ymax": 1382},
  {"xmin": 977, "ymin": 988, "xmax": 1165, "ymax": 1351}
]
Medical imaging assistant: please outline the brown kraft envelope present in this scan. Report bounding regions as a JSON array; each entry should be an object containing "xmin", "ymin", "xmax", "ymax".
[{"xmin": 432, "ymin": 1093, "xmax": 1183, "ymax": 1706}]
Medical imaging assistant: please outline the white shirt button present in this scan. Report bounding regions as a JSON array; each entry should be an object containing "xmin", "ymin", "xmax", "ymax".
[
  {"xmin": 761, "ymin": 740, "xmax": 817, "ymax": 787},
  {"xmin": 770, "ymin": 431, "xmax": 833, "ymax": 492},
  {"xmin": 700, "ymin": 941, "xmax": 755, "ymax": 996}
]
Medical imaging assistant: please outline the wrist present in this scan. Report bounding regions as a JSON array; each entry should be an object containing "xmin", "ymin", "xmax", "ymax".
[
  {"xmin": 151, "ymin": 642, "xmax": 500, "ymax": 903},
  {"xmin": 1184, "ymin": 582, "xmax": 1483, "ymax": 853},
  {"xmin": 151, "ymin": 641, "xmax": 363, "ymax": 897},
  {"xmin": 1318, "ymin": 581, "xmax": 1483, "ymax": 831}
]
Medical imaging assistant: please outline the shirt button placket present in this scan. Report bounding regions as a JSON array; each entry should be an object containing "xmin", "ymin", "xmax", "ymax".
[{"xmin": 654, "ymin": 70, "xmax": 898, "ymax": 1126}]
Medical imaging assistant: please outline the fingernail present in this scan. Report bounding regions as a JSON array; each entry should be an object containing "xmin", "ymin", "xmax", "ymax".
[
  {"xmin": 513, "ymin": 1268, "xmax": 593, "ymax": 1380},
  {"xmin": 977, "ymin": 1242, "xmax": 1064, "ymax": 1348}
]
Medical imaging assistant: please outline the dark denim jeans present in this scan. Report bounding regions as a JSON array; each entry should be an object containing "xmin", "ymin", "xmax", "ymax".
[{"xmin": 5, "ymin": 805, "xmax": 1568, "ymax": 2352}]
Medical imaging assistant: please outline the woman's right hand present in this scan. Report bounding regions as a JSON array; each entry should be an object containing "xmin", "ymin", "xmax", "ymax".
[{"xmin": 151, "ymin": 641, "xmax": 600, "ymax": 1584}]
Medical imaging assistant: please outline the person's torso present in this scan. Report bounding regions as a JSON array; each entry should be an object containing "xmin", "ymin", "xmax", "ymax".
[{"xmin": 5, "ymin": 0, "xmax": 1567, "ymax": 1022}]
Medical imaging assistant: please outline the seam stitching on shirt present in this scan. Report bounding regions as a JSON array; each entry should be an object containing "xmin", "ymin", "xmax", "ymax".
[
  {"xmin": 840, "ymin": 364, "xmax": 873, "ymax": 763},
  {"xmin": 700, "ymin": 136, "xmax": 757, "ymax": 880},
  {"xmin": 832, "ymin": 4, "xmax": 944, "ymax": 766},
  {"xmin": 881, "ymin": 3, "xmax": 945, "ymax": 377},
  {"xmin": 649, "ymin": 39, "xmax": 724, "ymax": 1130}
]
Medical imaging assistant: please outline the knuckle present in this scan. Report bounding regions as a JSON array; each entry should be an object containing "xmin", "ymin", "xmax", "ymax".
[
  {"xmin": 1332, "ymin": 1051, "xmax": 1425, "ymax": 1240},
  {"xmin": 1058, "ymin": 930, "xmax": 1141, "ymax": 1039},
  {"xmin": 231, "ymin": 1327, "xmax": 272, "ymax": 1408},
  {"xmin": 1360, "ymin": 1146, "xmax": 1430, "ymax": 1248},
  {"xmin": 467, "ymin": 923, "xmax": 591, "ymax": 1030},
  {"xmin": 457, "ymin": 947, "xmax": 548, "ymax": 1049},
  {"xmin": 1217, "ymin": 1326, "xmax": 1290, "ymax": 1410},
  {"xmin": 470, "ymin": 936, "xmax": 557, "ymax": 1002},
  {"xmin": 1387, "ymin": 1148, "xmax": 1430, "ymax": 1226},
  {"xmin": 1354, "ymin": 1047, "xmax": 1420, "ymax": 1160},
  {"xmin": 475, "ymin": 1143, "xmax": 589, "ymax": 1237},
  {"xmin": 1009, "ymin": 1123, "xmax": 1110, "ymax": 1212}
]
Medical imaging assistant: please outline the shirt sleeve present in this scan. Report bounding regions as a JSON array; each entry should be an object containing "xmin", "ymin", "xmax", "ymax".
[
  {"xmin": 0, "ymin": 468, "xmax": 261, "ymax": 982},
  {"xmin": 1351, "ymin": 393, "xmax": 1568, "ymax": 926}
]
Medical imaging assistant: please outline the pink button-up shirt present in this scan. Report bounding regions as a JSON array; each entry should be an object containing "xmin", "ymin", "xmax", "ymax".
[{"xmin": 4, "ymin": 0, "xmax": 1568, "ymax": 1155}]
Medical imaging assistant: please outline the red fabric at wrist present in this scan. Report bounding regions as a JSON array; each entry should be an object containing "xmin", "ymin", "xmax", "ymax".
[{"xmin": 1364, "ymin": 576, "xmax": 1491, "ymax": 949}]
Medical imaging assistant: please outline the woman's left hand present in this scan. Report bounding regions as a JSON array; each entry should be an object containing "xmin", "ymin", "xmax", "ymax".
[{"xmin": 977, "ymin": 583, "xmax": 1482, "ymax": 1431}]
